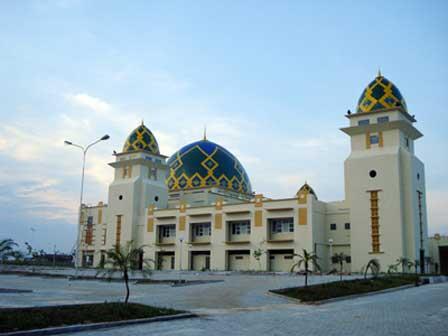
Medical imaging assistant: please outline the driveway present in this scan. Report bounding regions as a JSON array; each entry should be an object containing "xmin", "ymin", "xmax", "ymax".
[{"xmin": 0, "ymin": 271, "xmax": 447, "ymax": 336}]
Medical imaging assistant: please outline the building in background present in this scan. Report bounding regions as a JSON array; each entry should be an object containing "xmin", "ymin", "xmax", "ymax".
[{"xmin": 78, "ymin": 73, "xmax": 431, "ymax": 273}]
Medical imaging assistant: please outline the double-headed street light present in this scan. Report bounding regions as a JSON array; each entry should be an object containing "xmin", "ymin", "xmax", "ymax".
[{"xmin": 64, "ymin": 134, "xmax": 110, "ymax": 270}]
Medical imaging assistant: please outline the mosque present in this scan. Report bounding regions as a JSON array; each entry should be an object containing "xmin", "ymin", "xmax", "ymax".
[{"xmin": 78, "ymin": 72, "xmax": 430, "ymax": 273}]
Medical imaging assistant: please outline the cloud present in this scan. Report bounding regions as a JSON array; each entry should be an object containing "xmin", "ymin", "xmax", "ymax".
[{"xmin": 66, "ymin": 93, "xmax": 112, "ymax": 114}]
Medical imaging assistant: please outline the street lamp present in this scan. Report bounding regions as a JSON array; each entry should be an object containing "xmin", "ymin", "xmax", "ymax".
[
  {"xmin": 64, "ymin": 134, "xmax": 110, "ymax": 270},
  {"xmin": 179, "ymin": 236, "xmax": 184, "ymax": 271},
  {"xmin": 328, "ymin": 238, "xmax": 334, "ymax": 270}
]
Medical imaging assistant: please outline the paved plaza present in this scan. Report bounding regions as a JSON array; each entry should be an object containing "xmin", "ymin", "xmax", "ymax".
[{"xmin": 0, "ymin": 270, "xmax": 447, "ymax": 335}]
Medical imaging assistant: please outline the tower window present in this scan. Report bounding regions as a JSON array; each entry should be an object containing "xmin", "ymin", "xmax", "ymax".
[
  {"xmin": 370, "ymin": 135, "xmax": 379, "ymax": 145},
  {"xmin": 154, "ymin": 196, "xmax": 159, "ymax": 202},
  {"xmin": 330, "ymin": 223, "xmax": 337, "ymax": 230},
  {"xmin": 369, "ymin": 170, "xmax": 377, "ymax": 178},
  {"xmin": 377, "ymin": 116, "xmax": 389, "ymax": 123},
  {"xmin": 344, "ymin": 223, "xmax": 350, "ymax": 230},
  {"xmin": 118, "ymin": 195, "xmax": 123, "ymax": 200},
  {"xmin": 405, "ymin": 138, "xmax": 410, "ymax": 148},
  {"xmin": 122, "ymin": 167, "xmax": 128, "ymax": 178},
  {"xmin": 358, "ymin": 119, "xmax": 370, "ymax": 126},
  {"xmin": 417, "ymin": 173, "xmax": 420, "ymax": 180}
]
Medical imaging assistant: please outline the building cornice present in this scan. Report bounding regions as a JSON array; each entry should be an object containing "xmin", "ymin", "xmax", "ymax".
[{"xmin": 340, "ymin": 120, "xmax": 423, "ymax": 140}]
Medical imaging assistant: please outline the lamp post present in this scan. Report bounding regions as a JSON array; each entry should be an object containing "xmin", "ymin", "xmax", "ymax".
[
  {"xmin": 64, "ymin": 134, "xmax": 110, "ymax": 270},
  {"xmin": 179, "ymin": 236, "xmax": 184, "ymax": 271},
  {"xmin": 328, "ymin": 238, "xmax": 334, "ymax": 270}
]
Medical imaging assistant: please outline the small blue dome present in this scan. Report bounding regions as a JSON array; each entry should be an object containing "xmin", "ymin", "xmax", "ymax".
[
  {"xmin": 357, "ymin": 73, "xmax": 408, "ymax": 114},
  {"xmin": 166, "ymin": 139, "xmax": 252, "ymax": 194}
]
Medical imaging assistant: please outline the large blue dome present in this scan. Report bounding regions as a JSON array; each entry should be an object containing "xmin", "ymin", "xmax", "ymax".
[{"xmin": 166, "ymin": 139, "xmax": 252, "ymax": 195}]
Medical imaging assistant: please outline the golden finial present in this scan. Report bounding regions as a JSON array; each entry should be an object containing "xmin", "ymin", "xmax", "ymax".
[
  {"xmin": 203, "ymin": 125, "xmax": 207, "ymax": 141},
  {"xmin": 377, "ymin": 68, "xmax": 382, "ymax": 77}
]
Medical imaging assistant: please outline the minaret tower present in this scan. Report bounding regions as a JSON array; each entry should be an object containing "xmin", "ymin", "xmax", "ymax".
[
  {"xmin": 106, "ymin": 122, "xmax": 168, "ymax": 250},
  {"xmin": 342, "ymin": 72, "xmax": 428, "ymax": 273}
]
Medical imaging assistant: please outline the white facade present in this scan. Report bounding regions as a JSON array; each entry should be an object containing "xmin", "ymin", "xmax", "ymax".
[{"xmin": 78, "ymin": 74, "xmax": 431, "ymax": 274}]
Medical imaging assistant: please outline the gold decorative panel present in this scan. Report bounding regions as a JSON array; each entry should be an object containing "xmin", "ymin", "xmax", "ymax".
[
  {"xmin": 298, "ymin": 208, "xmax": 307, "ymax": 225},
  {"xmin": 147, "ymin": 217, "xmax": 154, "ymax": 233},
  {"xmin": 254, "ymin": 210, "xmax": 263, "ymax": 227},
  {"xmin": 179, "ymin": 216, "xmax": 186, "ymax": 231},
  {"xmin": 369, "ymin": 190, "xmax": 381, "ymax": 253},
  {"xmin": 214, "ymin": 213, "xmax": 222, "ymax": 229}
]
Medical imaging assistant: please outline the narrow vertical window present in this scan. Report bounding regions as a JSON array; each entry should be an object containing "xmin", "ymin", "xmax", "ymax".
[
  {"xmin": 115, "ymin": 215, "xmax": 122, "ymax": 250},
  {"xmin": 369, "ymin": 191, "xmax": 380, "ymax": 253},
  {"xmin": 122, "ymin": 167, "xmax": 128, "ymax": 178},
  {"xmin": 417, "ymin": 191, "xmax": 424, "ymax": 259}
]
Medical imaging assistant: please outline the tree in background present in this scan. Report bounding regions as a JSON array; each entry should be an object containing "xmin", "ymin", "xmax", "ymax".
[
  {"xmin": 0, "ymin": 239, "xmax": 18, "ymax": 262},
  {"xmin": 395, "ymin": 257, "xmax": 409, "ymax": 274},
  {"xmin": 332, "ymin": 253, "xmax": 347, "ymax": 281},
  {"xmin": 252, "ymin": 245, "xmax": 266, "ymax": 271},
  {"xmin": 363, "ymin": 259, "xmax": 380, "ymax": 279}
]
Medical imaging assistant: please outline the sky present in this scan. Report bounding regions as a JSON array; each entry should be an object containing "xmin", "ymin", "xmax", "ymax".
[{"xmin": 0, "ymin": 0, "xmax": 447, "ymax": 253}]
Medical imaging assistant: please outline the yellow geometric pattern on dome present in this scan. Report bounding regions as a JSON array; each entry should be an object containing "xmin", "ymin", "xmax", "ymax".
[
  {"xmin": 122, "ymin": 123, "xmax": 160, "ymax": 154},
  {"xmin": 356, "ymin": 74, "xmax": 408, "ymax": 114},
  {"xmin": 166, "ymin": 140, "xmax": 252, "ymax": 195}
]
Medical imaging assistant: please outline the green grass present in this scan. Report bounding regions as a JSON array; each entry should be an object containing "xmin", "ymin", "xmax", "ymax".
[
  {"xmin": 271, "ymin": 275, "xmax": 418, "ymax": 302},
  {"xmin": 0, "ymin": 302, "xmax": 182, "ymax": 332}
]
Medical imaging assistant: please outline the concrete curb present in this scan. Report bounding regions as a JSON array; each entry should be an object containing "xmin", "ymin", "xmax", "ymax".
[
  {"xmin": 268, "ymin": 284, "xmax": 416, "ymax": 305},
  {"xmin": 0, "ymin": 313, "xmax": 198, "ymax": 336}
]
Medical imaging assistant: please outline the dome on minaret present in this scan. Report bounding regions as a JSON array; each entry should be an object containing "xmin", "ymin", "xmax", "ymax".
[
  {"xmin": 122, "ymin": 122, "xmax": 160, "ymax": 154},
  {"xmin": 166, "ymin": 137, "xmax": 252, "ymax": 195},
  {"xmin": 356, "ymin": 72, "xmax": 408, "ymax": 114}
]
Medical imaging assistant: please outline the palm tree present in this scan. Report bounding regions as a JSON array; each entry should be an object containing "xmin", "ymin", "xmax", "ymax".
[
  {"xmin": 333, "ymin": 253, "xmax": 346, "ymax": 281},
  {"xmin": 290, "ymin": 249, "xmax": 320, "ymax": 287},
  {"xmin": 387, "ymin": 264, "xmax": 398, "ymax": 274},
  {"xmin": 364, "ymin": 259, "xmax": 380, "ymax": 279},
  {"xmin": 396, "ymin": 257, "xmax": 409, "ymax": 274},
  {"xmin": 252, "ymin": 247, "xmax": 265, "ymax": 271},
  {"xmin": 0, "ymin": 239, "xmax": 18, "ymax": 262},
  {"xmin": 96, "ymin": 241, "xmax": 153, "ymax": 303}
]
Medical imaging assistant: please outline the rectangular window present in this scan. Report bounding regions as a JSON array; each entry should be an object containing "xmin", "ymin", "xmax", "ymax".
[
  {"xmin": 358, "ymin": 119, "xmax": 370, "ymax": 126},
  {"xmin": 330, "ymin": 223, "xmax": 337, "ymax": 231},
  {"xmin": 229, "ymin": 220, "xmax": 251, "ymax": 235},
  {"xmin": 405, "ymin": 137, "xmax": 410, "ymax": 148},
  {"xmin": 269, "ymin": 218, "xmax": 294, "ymax": 233},
  {"xmin": 87, "ymin": 216, "xmax": 93, "ymax": 225},
  {"xmin": 102, "ymin": 228, "xmax": 107, "ymax": 245},
  {"xmin": 377, "ymin": 116, "xmax": 389, "ymax": 123},
  {"xmin": 193, "ymin": 222, "xmax": 211, "ymax": 236},
  {"xmin": 122, "ymin": 167, "xmax": 128, "ymax": 178},
  {"xmin": 149, "ymin": 167, "xmax": 157, "ymax": 180},
  {"xmin": 370, "ymin": 135, "xmax": 379, "ymax": 144},
  {"xmin": 344, "ymin": 223, "xmax": 350, "ymax": 230},
  {"xmin": 161, "ymin": 224, "xmax": 176, "ymax": 238},
  {"xmin": 345, "ymin": 256, "xmax": 352, "ymax": 263}
]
